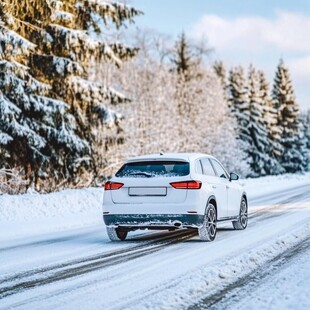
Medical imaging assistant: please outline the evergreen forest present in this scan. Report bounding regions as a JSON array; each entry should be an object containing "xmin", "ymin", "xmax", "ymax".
[{"xmin": 0, "ymin": 0, "xmax": 309, "ymax": 193}]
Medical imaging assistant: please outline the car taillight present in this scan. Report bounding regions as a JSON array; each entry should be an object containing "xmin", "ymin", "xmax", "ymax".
[
  {"xmin": 170, "ymin": 180, "xmax": 202, "ymax": 189},
  {"xmin": 104, "ymin": 181, "xmax": 124, "ymax": 190}
]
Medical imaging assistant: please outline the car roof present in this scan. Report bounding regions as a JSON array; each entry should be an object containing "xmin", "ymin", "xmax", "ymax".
[{"xmin": 126, "ymin": 153, "xmax": 215, "ymax": 163}]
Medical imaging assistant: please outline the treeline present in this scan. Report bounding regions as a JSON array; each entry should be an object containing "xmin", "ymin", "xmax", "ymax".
[
  {"xmin": 93, "ymin": 31, "xmax": 249, "ymax": 177},
  {"xmin": 0, "ymin": 1, "xmax": 309, "ymax": 193},
  {"xmin": 99, "ymin": 31, "xmax": 310, "ymax": 179},
  {"xmin": 217, "ymin": 60, "xmax": 309, "ymax": 176}
]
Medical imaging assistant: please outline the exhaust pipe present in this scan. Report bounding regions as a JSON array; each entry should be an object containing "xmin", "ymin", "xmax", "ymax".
[{"xmin": 173, "ymin": 221, "xmax": 182, "ymax": 228}]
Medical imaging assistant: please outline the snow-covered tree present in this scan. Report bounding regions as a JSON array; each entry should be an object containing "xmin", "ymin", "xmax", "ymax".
[
  {"xmin": 228, "ymin": 67, "xmax": 249, "ymax": 131},
  {"xmin": 258, "ymin": 70, "xmax": 284, "ymax": 174},
  {"xmin": 247, "ymin": 66, "xmax": 269, "ymax": 176},
  {"xmin": 272, "ymin": 59, "xmax": 305, "ymax": 173},
  {"xmin": 172, "ymin": 32, "xmax": 195, "ymax": 80},
  {"xmin": 94, "ymin": 31, "xmax": 249, "ymax": 176},
  {"xmin": 0, "ymin": 0, "xmax": 140, "ymax": 189},
  {"xmin": 213, "ymin": 61, "xmax": 226, "ymax": 89},
  {"xmin": 171, "ymin": 31, "xmax": 211, "ymax": 79},
  {"xmin": 299, "ymin": 111, "xmax": 310, "ymax": 171},
  {"xmin": 227, "ymin": 66, "xmax": 252, "ymax": 170}
]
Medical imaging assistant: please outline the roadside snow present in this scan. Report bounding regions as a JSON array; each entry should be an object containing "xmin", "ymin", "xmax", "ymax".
[
  {"xmin": 242, "ymin": 172, "xmax": 310, "ymax": 202},
  {"xmin": 0, "ymin": 172, "xmax": 309, "ymax": 242},
  {"xmin": 225, "ymin": 243, "xmax": 310, "ymax": 310},
  {"xmin": 0, "ymin": 188, "xmax": 102, "ymax": 242},
  {"xmin": 125, "ymin": 222, "xmax": 310, "ymax": 310}
]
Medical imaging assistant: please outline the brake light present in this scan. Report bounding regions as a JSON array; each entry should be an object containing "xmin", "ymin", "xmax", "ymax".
[
  {"xmin": 104, "ymin": 181, "xmax": 124, "ymax": 190},
  {"xmin": 170, "ymin": 180, "xmax": 202, "ymax": 189}
]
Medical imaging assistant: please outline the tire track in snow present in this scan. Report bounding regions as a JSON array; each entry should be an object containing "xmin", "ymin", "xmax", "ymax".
[
  {"xmin": 0, "ymin": 229, "xmax": 196, "ymax": 299},
  {"xmin": 248, "ymin": 188, "xmax": 310, "ymax": 222},
  {"xmin": 1, "ymin": 186, "xmax": 309, "ymax": 300},
  {"xmin": 249, "ymin": 183, "xmax": 310, "ymax": 206},
  {"xmin": 81, "ymin": 190, "xmax": 310, "ymax": 310},
  {"xmin": 2, "ymin": 183, "xmax": 308, "ymax": 253}
]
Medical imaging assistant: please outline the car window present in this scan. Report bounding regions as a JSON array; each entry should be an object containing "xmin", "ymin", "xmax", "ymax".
[
  {"xmin": 115, "ymin": 161, "xmax": 190, "ymax": 177},
  {"xmin": 195, "ymin": 160, "xmax": 203, "ymax": 174},
  {"xmin": 210, "ymin": 159, "xmax": 228, "ymax": 179},
  {"xmin": 200, "ymin": 158, "xmax": 216, "ymax": 176}
]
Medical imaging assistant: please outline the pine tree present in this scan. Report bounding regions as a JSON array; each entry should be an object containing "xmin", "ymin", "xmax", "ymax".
[
  {"xmin": 272, "ymin": 59, "xmax": 305, "ymax": 173},
  {"xmin": 171, "ymin": 32, "xmax": 196, "ymax": 80},
  {"xmin": 299, "ymin": 111, "xmax": 310, "ymax": 171},
  {"xmin": 247, "ymin": 65, "xmax": 269, "ymax": 176},
  {"xmin": 258, "ymin": 70, "xmax": 284, "ymax": 174},
  {"xmin": 172, "ymin": 32, "xmax": 199, "ymax": 127},
  {"xmin": 213, "ymin": 61, "xmax": 226, "ymax": 89},
  {"xmin": 0, "ymin": 0, "xmax": 140, "ymax": 189},
  {"xmin": 227, "ymin": 66, "xmax": 252, "ymax": 165},
  {"xmin": 227, "ymin": 66, "xmax": 253, "ymax": 174}
]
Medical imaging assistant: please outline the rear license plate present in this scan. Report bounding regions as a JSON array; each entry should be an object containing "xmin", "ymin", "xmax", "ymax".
[{"xmin": 128, "ymin": 187, "xmax": 167, "ymax": 196}]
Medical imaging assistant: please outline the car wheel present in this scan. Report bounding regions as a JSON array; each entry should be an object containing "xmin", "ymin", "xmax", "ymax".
[
  {"xmin": 107, "ymin": 226, "xmax": 128, "ymax": 241},
  {"xmin": 198, "ymin": 202, "xmax": 217, "ymax": 242},
  {"xmin": 232, "ymin": 197, "xmax": 248, "ymax": 230}
]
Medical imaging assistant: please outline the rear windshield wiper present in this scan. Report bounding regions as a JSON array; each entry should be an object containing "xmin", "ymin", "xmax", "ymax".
[{"xmin": 128, "ymin": 172, "xmax": 153, "ymax": 178}]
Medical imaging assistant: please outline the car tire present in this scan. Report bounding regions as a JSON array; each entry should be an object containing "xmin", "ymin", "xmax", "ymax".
[
  {"xmin": 107, "ymin": 226, "xmax": 128, "ymax": 241},
  {"xmin": 198, "ymin": 202, "xmax": 217, "ymax": 242},
  {"xmin": 232, "ymin": 197, "xmax": 248, "ymax": 230}
]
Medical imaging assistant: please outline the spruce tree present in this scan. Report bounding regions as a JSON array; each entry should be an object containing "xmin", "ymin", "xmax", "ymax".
[
  {"xmin": 213, "ymin": 61, "xmax": 226, "ymax": 89},
  {"xmin": 172, "ymin": 32, "xmax": 195, "ymax": 80},
  {"xmin": 172, "ymin": 31, "xmax": 199, "ymax": 122},
  {"xmin": 258, "ymin": 70, "xmax": 284, "ymax": 174},
  {"xmin": 299, "ymin": 111, "xmax": 310, "ymax": 171},
  {"xmin": 0, "ymin": 0, "xmax": 140, "ymax": 189},
  {"xmin": 227, "ymin": 67, "xmax": 251, "ymax": 143},
  {"xmin": 272, "ymin": 59, "xmax": 304, "ymax": 173},
  {"xmin": 247, "ymin": 66, "xmax": 269, "ymax": 176},
  {"xmin": 227, "ymin": 66, "xmax": 252, "ymax": 172}
]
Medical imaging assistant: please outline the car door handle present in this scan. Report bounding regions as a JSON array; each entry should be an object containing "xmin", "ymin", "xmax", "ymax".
[
  {"xmin": 212, "ymin": 185, "xmax": 216, "ymax": 189},
  {"xmin": 226, "ymin": 185, "xmax": 230, "ymax": 189}
]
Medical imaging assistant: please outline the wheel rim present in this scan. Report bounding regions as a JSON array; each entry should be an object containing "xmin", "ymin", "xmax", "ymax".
[
  {"xmin": 207, "ymin": 206, "xmax": 216, "ymax": 237},
  {"xmin": 240, "ymin": 199, "xmax": 248, "ymax": 228}
]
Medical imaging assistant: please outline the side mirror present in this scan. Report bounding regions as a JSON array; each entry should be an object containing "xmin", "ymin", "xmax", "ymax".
[{"xmin": 229, "ymin": 172, "xmax": 239, "ymax": 181}]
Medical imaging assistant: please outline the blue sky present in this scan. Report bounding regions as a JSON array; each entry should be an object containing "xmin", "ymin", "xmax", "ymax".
[{"xmin": 131, "ymin": 0, "xmax": 310, "ymax": 110}]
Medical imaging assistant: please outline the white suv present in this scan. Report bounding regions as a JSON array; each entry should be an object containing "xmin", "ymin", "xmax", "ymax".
[{"xmin": 103, "ymin": 153, "xmax": 248, "ymax": 242}]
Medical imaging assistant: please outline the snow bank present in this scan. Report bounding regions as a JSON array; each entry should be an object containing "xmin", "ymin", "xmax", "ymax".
[
  {"xmin": 229, "ymin": 244, "xmax": 310, "ymax": 310},
  {"xmin": 241, "ymin": 172, "xmax": 310, "ymax": 201},
  {"xmin": 0, "ymin": 188, "xmax": 103, "ymax": 242},
  {"xmin": 126, "ymin": 221, "xmax": 310, "ymax": 310}
]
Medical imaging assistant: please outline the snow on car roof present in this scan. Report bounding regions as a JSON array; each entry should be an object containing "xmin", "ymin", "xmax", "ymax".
[{"xmin": 126, "ymin": 153, "xmax": 214, "ymax": 163}]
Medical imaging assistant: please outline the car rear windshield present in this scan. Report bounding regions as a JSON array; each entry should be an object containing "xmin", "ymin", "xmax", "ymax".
[{"xmin": 115, "ymin": 161, "xmax": 190, "ymax": 178}]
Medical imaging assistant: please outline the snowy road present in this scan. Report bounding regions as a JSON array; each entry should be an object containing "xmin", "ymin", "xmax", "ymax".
[
  {"xmin": 190, "ymin": 236, "xmax": 310, "ymax": 310},
  {"xmin": 1, "ymin": 180, "xmax": 310, "ymax": 309}
]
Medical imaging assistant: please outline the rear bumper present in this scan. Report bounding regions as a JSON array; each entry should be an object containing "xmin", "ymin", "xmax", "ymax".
[{"xmin": 103, "ymin": 214, "xmax": 204, "ymax": 230}]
